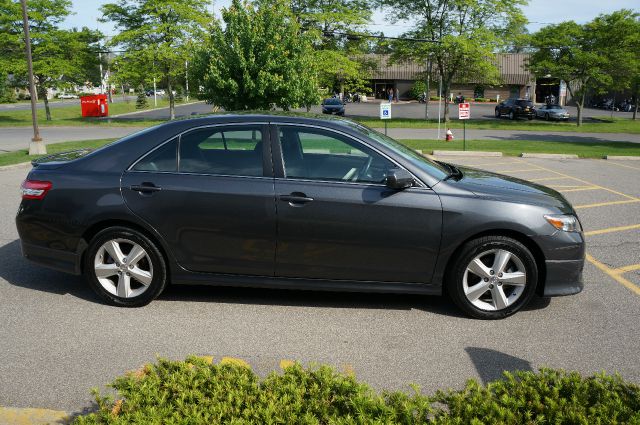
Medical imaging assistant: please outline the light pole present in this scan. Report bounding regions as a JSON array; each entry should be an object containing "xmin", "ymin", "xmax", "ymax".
[
  {"xmin": 20, "ymin": 0, "xmax": 46, "ymax": 155},
  {"xmin": 424, "ymin": 55, "xmax": 432, "ymax": 120}
]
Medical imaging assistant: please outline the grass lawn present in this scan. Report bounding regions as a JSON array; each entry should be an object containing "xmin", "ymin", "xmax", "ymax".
[
  {"xmin": 400, "ymin": 139, "xmax": 640, "ymax": 158},
  {"xmin": 355, "ymin": 117, "xmax": 640, "ymax": 134},
  {"xmin": 0, "ymin": 138, "xmax": 116, "ymax": 167},
  {"xmin": 1, "ymin": 137, "xmax": 637, "ymax": 168},
  {"xmin": 0, "ymin": 99, "xmax": 178, "ymax": 127}
]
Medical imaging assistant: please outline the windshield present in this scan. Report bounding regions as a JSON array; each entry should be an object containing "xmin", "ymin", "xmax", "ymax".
[
  {"xmin": 324, "ymin": 98, "xmax": 342, "ymax": 105},
  {"xmin": 336, "ymin": 120, "xmax": 449, "ymax": 180},
  {"xmin": 516, "ymin": 100, "xmax": 533, "ymax": 107},
  {"xmin": 547, "ymin": 105, "xmax": 562, "ymax": 110}
]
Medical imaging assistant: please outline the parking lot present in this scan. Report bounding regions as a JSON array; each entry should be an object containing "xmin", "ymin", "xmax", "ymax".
[{"xmin": 0, "ymin": 156, "xmax": 638, "ymax": 413}]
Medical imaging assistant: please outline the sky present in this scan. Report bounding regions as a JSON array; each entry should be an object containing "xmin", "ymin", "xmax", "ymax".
[{"xmin": 62, "ymin": 0, "xmax": 639, "ymax": 38}]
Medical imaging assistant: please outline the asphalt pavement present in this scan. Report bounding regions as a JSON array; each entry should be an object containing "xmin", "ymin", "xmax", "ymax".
[{"xmin": 0, "ymin": 157, "xmax": 638, "ymax": 414}]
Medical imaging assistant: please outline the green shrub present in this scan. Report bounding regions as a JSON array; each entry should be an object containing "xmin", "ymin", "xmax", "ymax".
[
  {"xmin": 73, "ymin": 359, "xmax": 640, "ymax": 425},
  {"xmin": 430, "ymin": 96, "xmax": 442, "ymax": 101},
  {"xmin": 474, "ymin": 98, "xmax": 490, "ymax": 102},
  {"xmin": 135, "ymin": 87, "xmax": 148, "ymax": 110},
  {"xmin": 410, "ymin": 81, "xmax": 427, "ymax": 100}
]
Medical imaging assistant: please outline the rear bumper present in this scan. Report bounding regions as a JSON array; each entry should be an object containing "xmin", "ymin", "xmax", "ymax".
[
  {"xmin": 21, "ymin": 241, "xmax": 82, "ymax": 275},
  {"xmin": 543, "ymin": 259, "xmax": 584, "ymax": 296}
]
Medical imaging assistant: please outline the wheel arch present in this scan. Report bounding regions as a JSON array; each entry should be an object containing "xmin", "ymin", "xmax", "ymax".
[
  {"xmin": 80, "ymin": 219, "xmax": 173, "ymax": 278},
  {"xmin": 442, "ymin": 229, "xmax": 547, "ymax": 296}
]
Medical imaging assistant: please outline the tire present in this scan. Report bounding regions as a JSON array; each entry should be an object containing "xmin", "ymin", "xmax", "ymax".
[
  {"xmin": 545, "ymin": 113, "xmax": 550, "ymax": 121},
  {"xmin": 84, "ymin": 226, "xmax": 167, "ymax": 307},
  {"xmin": 446, "ymin": 236, "xmax": 538, "ymax": 319},
  {"xmin": 494, "ymin": 108, "xmax": 500, "ymax": 118},
  {"xmin": 509, "ymin": 110, "xmax": 515, "ymax": 120},
  {"xmin": 528, "ymin": 115, "xmax": 534, "ymax": 120}
]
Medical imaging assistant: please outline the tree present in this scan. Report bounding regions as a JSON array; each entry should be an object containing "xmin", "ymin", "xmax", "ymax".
[
  {"xmin": 380, "ymin": 0, "xmax": 527, "ymax": 122},
  {"xmin": 196, "ymin": 0, "xmax": 320, "ymax": 111},
  {"xmin": 0, "ymin": 0, "xmax": 102, "ymax": 120},
  {"xmin": 101, "ymin": 0, "xmax": 212, "ymax": 120},
  {"xmin": 529, "ymin": 11, "xmax": 639, "ymax": 126}
]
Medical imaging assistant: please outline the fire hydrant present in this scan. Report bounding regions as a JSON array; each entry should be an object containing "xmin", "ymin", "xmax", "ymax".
[{"xmin": 445, "ymin": 128, "xmax": 454, "ymax": 141}]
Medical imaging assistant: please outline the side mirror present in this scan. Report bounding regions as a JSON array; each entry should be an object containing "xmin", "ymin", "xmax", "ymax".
[{"xmin": 385, "ymin": 168, "xmax": 414, "ymax": 190}]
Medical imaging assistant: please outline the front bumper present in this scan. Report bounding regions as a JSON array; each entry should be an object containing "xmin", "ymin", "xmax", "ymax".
[{"xmin": 543, "ymin": 259, "xmax": 584, "ymax": 296}]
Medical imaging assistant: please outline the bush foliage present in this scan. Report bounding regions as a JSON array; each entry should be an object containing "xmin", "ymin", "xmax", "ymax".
[{"xmin": 73, "ymin": 357, "xmax": 640, "ymax": 425}]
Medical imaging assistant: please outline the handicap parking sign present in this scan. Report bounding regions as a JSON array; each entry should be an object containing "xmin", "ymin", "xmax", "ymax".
[{"xmin": 380, "ymin": 103, "xmax": 391, "ymax": 120}]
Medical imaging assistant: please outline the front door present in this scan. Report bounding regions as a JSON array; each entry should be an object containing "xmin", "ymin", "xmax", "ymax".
[
  {"xmin": 121, "ymin": 123, "xmax": 277, "ymax": 276},
  {"xmin": 272, "ymin": 125, "xmax": 442, "ymax": 283}
]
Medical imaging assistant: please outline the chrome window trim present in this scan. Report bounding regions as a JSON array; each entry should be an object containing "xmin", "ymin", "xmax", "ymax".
[
  {"xmin": 274, "ymin": 122, "xmax": 427, "ymax": 188},
  {"xmin": 126, "ymin": 122, "xmax": 269, "ymax": 175}
]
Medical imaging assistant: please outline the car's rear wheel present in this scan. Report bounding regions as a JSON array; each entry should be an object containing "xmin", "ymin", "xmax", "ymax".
[
  {"xmin": 84, "ymin": 227, "xmax": 167, "ymax": 307},
  {"xmin": 447, "ymin": 236, "xmax": 538, "ymax": 319}
]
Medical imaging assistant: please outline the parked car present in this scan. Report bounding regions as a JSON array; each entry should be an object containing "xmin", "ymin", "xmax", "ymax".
[
  {"xmin": 145, "ymin": 89, "xmax": 166, "ymax": 97},
  {"xmin": 536, "ymin": 104, "xmax": 570, "ymax": 121},
  {"xmin": 57, "ymin": 93, "xmax": 79, "ymax": 99},
  {"xmin": 321, "ymin": 98, "xmax": 345, "ymax": 116},
  {"xmin": 16, "ymin": 114, "xmax": 584, "ymax": 319},
  {"xmin": 495, "ymin": 98, "xmax": 535, "ymax": 120}
]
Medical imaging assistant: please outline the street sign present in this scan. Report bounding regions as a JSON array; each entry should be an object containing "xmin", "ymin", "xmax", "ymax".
[
  {"xmin": 458, "ymin": 103, "xmax": 470, "ymax": 120},
  {"xmin": 380, "ymin": 102, "xmax": 391, "ymax": 120}
]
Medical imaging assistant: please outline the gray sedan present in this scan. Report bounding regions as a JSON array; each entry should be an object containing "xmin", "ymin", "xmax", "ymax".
[{"xmin": 536, "ymin": 104, "xmax": 570, "ymax": 121}]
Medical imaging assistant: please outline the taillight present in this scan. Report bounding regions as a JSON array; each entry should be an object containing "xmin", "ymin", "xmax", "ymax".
[{"xmin": 21, "ymin": 180, "xmax": 52, "ymax": 200}]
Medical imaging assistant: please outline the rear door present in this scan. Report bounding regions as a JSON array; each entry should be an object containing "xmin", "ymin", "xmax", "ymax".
[
  {"xmin": 121, "ymin": 123, "xmax": 277, "ymax": 276},
  {"xmin": 271, "ymin": 124, "xmax": 442, "ymax": 283}
]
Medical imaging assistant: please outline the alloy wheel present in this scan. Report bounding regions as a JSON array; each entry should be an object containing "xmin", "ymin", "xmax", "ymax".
[
  {"xmin": 462, "ymin": 249, "xmax": 527, "ymax": 311},
  {"xmin": 94, "ymin": 238, "xmax": 153, "ymax": 298}
]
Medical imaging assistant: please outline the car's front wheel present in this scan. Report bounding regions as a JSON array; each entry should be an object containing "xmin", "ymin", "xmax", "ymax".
[
  {"xmin": 84, "ymin": 227, "xmax": 167, "ymax": 307},
  {"xmin": 494, "ymin": 108, "xmax": 500, "ymax": 118},
  {"xmin": 447, "ymin": 236, "xmax": 538, "ymax": 319},
  {"xmin": 509, "ymin": 110, "xmax": 515, "ymax": 120}
]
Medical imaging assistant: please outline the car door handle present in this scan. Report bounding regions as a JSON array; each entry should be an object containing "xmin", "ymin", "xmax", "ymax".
[
  {"xmin": 130, "ymin": 183, "xmax": 162, "ymax": 193},
  {"xmin": 279, "ymin": 193, "xmax": 314, "ymax": 204}
]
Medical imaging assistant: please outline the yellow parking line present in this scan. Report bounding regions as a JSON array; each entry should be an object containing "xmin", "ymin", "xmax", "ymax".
[
  {"xmin": 463, "ymin": 161, "xmax": 520, "ymax": 167},
  {"xmin": 603, "ymin": 161, "xmax": 640, "ymax": 172},
  {"xmin": 529, "ymin": 176, "xmax": 574, "ymax": 182},
  {"xmin": 557, "ymin": 186, "xmax": 601, "ymax": 193},
  {"xmin": 574, "ymin": 199, "xmax": 640, "ymax": 209},
  {"xmin": 496, "ymin": 168, "xmax": 544, "ymax": 173},
  {"xmin": 587, "ymin": 254, "xmax": 640, "ymax": 296},
  {"xmin": 547, "ymin": 185, "xmax": 593, "ymax": 188},
  {"xmin": 584, "ymin": 224, "xmax": 640, "ymax": 236},
  {"xmin": 519, "ymin": 160, "xmax": 640, "ymax": 201},
  {"xmin": 614, "ymin": 264, "xmax": 640, "ymax": 274}
]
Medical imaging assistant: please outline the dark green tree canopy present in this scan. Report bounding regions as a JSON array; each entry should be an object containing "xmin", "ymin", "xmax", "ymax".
[{"xmin": 196, "ymin": 0, "xmax": 319, "ymax": 111}]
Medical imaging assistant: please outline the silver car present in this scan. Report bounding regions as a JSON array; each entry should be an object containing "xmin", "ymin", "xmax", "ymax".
[{"xmin": 536, "ymin": 104, "xmax": 570, "ymax": 121}]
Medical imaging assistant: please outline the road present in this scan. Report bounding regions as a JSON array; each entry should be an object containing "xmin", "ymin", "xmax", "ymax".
[
  {"xmin": 116, "ymin": 100, "xmax": 636, "ymax": 121},
  {"xmin": 0, "ymin": 96, "xmax": 138, "ymax": 112},
  {"xmin": 0, "ymin": 157, "xmax": 638, "ymax": 413}
]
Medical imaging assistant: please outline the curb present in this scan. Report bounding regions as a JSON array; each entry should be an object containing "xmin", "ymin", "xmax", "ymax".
[
  {"xmin": 0, "ymin": 162, "xmax": 31, "ymax": 171},
  {"xmin": 431, "ymin": 150, "xmax": 502, "ymax": 157},
  {"xmin": 605, "ymin": 155, "xmax": 640, "ymax": 161},
  {"xmin": 520, "ymin": 153, "xmax": 579, "ymax": 159},
  {"xmin": 109, "ymin": 101, "xmax": 203, "ymax": 118},
  {"xmin": 0, "ymin": 407, "xmax": 70, "ymax": 425}
]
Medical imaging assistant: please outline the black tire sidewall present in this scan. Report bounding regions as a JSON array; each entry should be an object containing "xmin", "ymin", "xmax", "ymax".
[
  {"xmin": 495, "ymin": 108, "xmax": 500, "ymax": 117},
  {"xmin": 447, "ymin": 236, "xmax": 538, "ymax": 319},
  {"xmin": 84, "ymin": 226, "xmax": 167, "ymax": 307}
]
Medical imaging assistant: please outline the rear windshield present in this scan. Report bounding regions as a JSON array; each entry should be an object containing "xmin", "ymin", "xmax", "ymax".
[{"xmin": 516, "ymin": 100, "xmax": 533, "ymax": 107}]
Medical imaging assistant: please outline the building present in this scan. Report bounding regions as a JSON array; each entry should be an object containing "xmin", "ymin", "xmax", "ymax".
[{"xmin": 364, "ymin": 53, "xmax": 563, "ymax": 104}]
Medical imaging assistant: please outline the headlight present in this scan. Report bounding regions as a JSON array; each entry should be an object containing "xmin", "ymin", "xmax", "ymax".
[{"xmin": 544, "ymin": 214, "xmax": 581, "ymax": 232}]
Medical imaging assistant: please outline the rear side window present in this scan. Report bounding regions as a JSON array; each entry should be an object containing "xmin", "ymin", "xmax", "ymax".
[
  {"xmin": 179, "ymin": 126, "xmax": 264, "ymax": 176},
  {"xmin": 132, "ymin": 138, "xmax": 177, "ymax": 172}
]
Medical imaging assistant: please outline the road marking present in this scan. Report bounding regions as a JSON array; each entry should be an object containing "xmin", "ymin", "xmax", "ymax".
[
  {"xmin": 557, "ymin": 186, "xmax": 601, "ymax": 193},
  {"xmin": 280, "ymin": 359, "xmax": 295, "ymax": 370},
  {"xmin": 614, "ymin": 264, "xmax": 640, "ymax": 274},
  {"xmin": 220, "ymin": 357, "xmax": 251, "ymax": 369},
  {"xmin": 529, "ymin": 176, "xmax": 574, "ymax": 182},
  {"xmin": 574, "ymin": 199, "xmax": 640, "ymax": 209},
  {"xmin": 518, "ymin": 160, "xmax": 640, "ymax": 201},
  {"xmin": 584, "ymin": 224, "xmax": 640, "ymax": 236},
  {"xmin": 462, "ymin": 161, "xmax": 520, "ymax": 167},
  {"xmin": 547, "ymin": 185, "xmax": 594, "ymax": 188},
  {"xmin": 602, "ymin": 161, "xmax": 640, "ymax": 172},
  {"xmin": 495, "ymin": 168, "xmax": 544, "ymax": 173},
  {"xmin": 586, "ymin": 254, "xmax": 640, "ymax": 296},
  {"xmin": 0, "ymin": 407, "xmax": 70, "ymax": 424}
]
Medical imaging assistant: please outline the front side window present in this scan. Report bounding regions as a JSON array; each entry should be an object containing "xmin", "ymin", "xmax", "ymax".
[
  {"xmin": 179, "ymin": 126, "xmax": 264, "ymax": 176},
  {"xmin": 279, "ymin": 127, "xmax": 394, "ymax": 184}
]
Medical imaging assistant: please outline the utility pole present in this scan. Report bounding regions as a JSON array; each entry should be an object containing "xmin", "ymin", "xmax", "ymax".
[
  {"xmin": 425, "ymin": 56, "xmax": 432, "ymax": 120},
  {"xmin": 20, "ymin": 0, "xmax": 46, "ymax": 155},
  {"xmin": 185, "ymin": 60, "xmax": 189, "ymax": 102}
]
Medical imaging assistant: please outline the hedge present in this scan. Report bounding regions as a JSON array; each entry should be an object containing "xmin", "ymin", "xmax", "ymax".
[{"xmin": 73, "ymin": 357, "xmax": 640, "ymax": 424}]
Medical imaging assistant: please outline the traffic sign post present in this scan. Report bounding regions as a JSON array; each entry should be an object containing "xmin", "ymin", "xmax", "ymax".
[
  {"xmin": 458, "ymin": 103, "xmax": 470, "ymax": 151},
  {"xmin": 380, "ymin": 102, "xmax": 391, "ymax": 135}
]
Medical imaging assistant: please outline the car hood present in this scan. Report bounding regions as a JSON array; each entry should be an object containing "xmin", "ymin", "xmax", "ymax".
[{"xmin": 446, "ymin": 165, "xmax": 574, "ymax": 213}]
